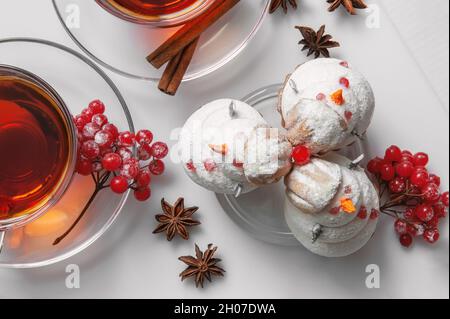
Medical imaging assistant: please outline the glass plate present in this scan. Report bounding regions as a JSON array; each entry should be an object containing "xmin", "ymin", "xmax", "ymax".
[
  {"xmin": 52, "ymin": 0, "xmax": 270, "ymax": 82},
  {"xmin": 0, "ymin": 38, "xmax": 134, "ymax": 268},
  {"xmin": 216, "ymin": 84, "xmax": 367, "ymax": 246}
]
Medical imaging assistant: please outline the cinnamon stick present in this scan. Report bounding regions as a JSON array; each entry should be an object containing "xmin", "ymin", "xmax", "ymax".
[
  {"xmin": 158, "ymin": 37, "xmax": 199, "ymax": 96},
  {"xmin": 147, "ymin": 0, "xmax": 240, "ymax": 69}
]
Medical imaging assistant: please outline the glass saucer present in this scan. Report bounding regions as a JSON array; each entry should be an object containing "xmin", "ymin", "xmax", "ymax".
[
  {"xmin": 52, "ymin": 0, "xmax": 270, "ymax": 82},
  {"xmin": 0, "ymin": 38, "xmax": 134, "ymax": 268},
  {"xmin": 216, "ymin": 84, "xmax": 367, "ymax": 246}
]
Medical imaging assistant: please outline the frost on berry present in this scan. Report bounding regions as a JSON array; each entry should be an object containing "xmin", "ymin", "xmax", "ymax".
[
  {"xmin": 94, "ymin": 130, "xmax": 114, "ymax": 149},
  {"xmin": 89, "ymin": 100, "xmax": 105, "ymax": 115},
  {"xmin": 81, "ymin": 140, "xmax": 100, "ymax": 159},
  {"xmin": 120, "ymin": 159, "xmax": 139, "ymax": 180},
  {"xmin": 117, "ymin": 147, "xmax": 133, "ymax": 161},
  {"xmin": 138, "ymin": 144, "xmax": 151, "ymax": 161},
  {"xmin": 136, "ymin": 130, "xmax": 154, "ymax": 145},
  {"xmin": 151, "ymin": 142, "xmax": 169, "ymax": 159},
  {"xmin": 92, "ymin": 114, "xmax": 108, "ymax": 127},
  {"xmin": 149, "ymin": 159, "xmax": 165, "ymax": 176},
  {"xmin": 102, "ymin": 123, "xmax": 119, "ymax": 140},
  {"xmin": 423, "ymin": 228, "xmax": 440, "ymax": 244},
  {"xmin": 118, "ymin": 131, "xmax": 135, "ymax": 147},
  {"xmin": 82, "ymin": 122, "xmax": 101, "ymax": 140}
]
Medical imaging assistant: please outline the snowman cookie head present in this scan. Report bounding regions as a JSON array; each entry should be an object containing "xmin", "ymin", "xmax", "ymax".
[
  {"xmin": 278, "ymin": 58, "xmax": 375, "ymax": 154},
  {"xmin": 179, "ymin": 99, "xmax": 293, "ymax": 195}
]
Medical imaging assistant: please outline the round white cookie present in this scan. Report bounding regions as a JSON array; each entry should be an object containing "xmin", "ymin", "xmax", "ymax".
[{"xmin": 278, "ymin": 58, "xmax": 375, "ymax": 154}]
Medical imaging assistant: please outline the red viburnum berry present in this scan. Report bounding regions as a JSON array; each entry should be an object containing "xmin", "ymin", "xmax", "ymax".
[
  {"xmin": 415, "ymin": 204, "xmax": 434, "ymax": 222},
  {"xmin": 138, "ymin": 144, "xmax": 152, "ymax": 161},
  {"xmin": 423, "ymin": 228, "xmax": 440, "ymax": 244},
  {"xmin": 394, "ymin": 219, "xmax": 408, "ymax": 234},
  {"xmin": 117, "ymin": 147, "xmax": 133, "ymax": 162},
  {"xmin": 89, "ymin": 100, "xmax": 105, "ymax": 115},
  {"xmin": 149, "ymin": 159, "xmax": 165, "ymax": 176},
  {"xmin": 410, "ymin": 168, "xmax": 429, "ymax": 188},
  {"xmin": 110, "ymin": 176, "xmax": 129, "ymax": 194},
  {"xmin": 94, "ymin": 130, "xmax": 114, "ymax": 149},
  {"xmin": 134, "ymin": 187, "xmax": 151, "ymax": 202},
  {"xmin": 291, "ymin": 145, "xmax": 311, "ymax": 166},
  {"xmin": 380, "ymin": 163, "xmax": 396, "ymax": 181},
  {"xmin": 102, "ymin": 123, "xmax": 119, "ymax": 140},
  {"xmin": 385, "ymin": 145, "xmax": 402, "ymax": 163},
  {"xmin": 102, "ymin": 153, "xmax": 122, "ymax": 171},
  {"xmin": 389, "ymin": 177, "xmax": 406, "ymax": 194},
  {"xmin": 403, "ymin": 208, "xmax": 415, "ymax": 220},
  {"xmin": 136, "ymin": 168, "xmax": 152, "ymax": 187},
  {"xmin": 120, "ymin": 158, "xmax": 140, "ymax": 180},
  {"xmin": 395, "ymin": 161, "xmax": 414, "ymax": 178},
  {"xmin": 76, "ymin": 158, "xmax": 93, "ymax": 176},
  {"xmin": 422, "ymin": 183, "xmax": 441, "ymax": 203},
  {"xmin": 82, "ymin": 122, "xmax": 101, "ymax": 140},
  {"xmin": 118, "ymin": 131, "xmax": 136, "ymax": 147},
  {"xmin": 151, "ymin": 142, "xmax": 169, "ymax": 159},
  {"xmin": 136, "ymin": 130, "xmax": 154, "ymax": 145},
  {"xmin": 428, "ymin": 174, "xmax": 441, "ymax": 187},
  {"xmin": 81, "ymin": 108, "xmax": 94, "ymax": 121},
  {"xmin": 81, "ymin": 140, "xmax": 100, "ymax": 160},
  {"xmin": 441, "ymin": 191, "xmax": 449, "ymax": 207},
  {"xmin": 92, "ymin": 114, "xmax": 108, "ymax": 127},
  {"xmin": 399, "ymin": 233, "xmax": 413, "ymax": 248},
  {"xmin": 433, "ymin": 203, "xmax": 447, "ymax": 219},
  {"xmin": 367, "ymin": 157, "xmax": 383, "ymax": 174},
  {"xmin": 406, "ymin": 224, "xmax": 418, "ymax": 237},
  {"xmin": 413, "ymin": 152, "xmax": 429, "ymax": 167},
  {"xmin": 74, "ymin": 114, "xmax": 90, "ymax": 131}
]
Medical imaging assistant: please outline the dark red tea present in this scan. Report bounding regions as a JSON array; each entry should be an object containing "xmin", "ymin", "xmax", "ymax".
[
  {"xmin": 107, "ymin": 0, "xmax": 200, "ymax": 17},
  {"xmin": 0, "ymin": 68, "xmax": 73, "ymax": 220}
]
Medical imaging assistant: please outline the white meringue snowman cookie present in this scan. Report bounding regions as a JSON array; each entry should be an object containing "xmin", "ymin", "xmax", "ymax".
[
  {"xmin": 278, "ymin": 58, "xmax": 375, "ymax": 154},
  {"xmin": 284, "ymin": 153, "xmax": 379, "ymax": 257},
  {"xmin": 179, "ymin": 99, "xmax": 293, "ymax": 195},
  {"xmin": 243, "ymin": 125, "xmax": 293, "ymax": 185}
]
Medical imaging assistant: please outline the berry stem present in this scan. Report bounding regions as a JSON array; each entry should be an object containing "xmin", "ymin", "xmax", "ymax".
[{"xmin": 53, "ymin": 172, "xmax": 112, "ymax": 246}]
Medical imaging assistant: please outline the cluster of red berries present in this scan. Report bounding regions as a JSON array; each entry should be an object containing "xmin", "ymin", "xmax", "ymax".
[
  {"xmin": 367, "ymin": 145, "xmax": 448, "ymax": 248},
  {"xmin": 73, "ymin": 100, "xmax": 168, "ymax": 202}
]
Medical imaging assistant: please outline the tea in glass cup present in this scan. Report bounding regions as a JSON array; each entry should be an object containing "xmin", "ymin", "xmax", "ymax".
[
  {"xmin": 97, "ymin": 0, "xmax": 214, "ymax": 26},
  {"xmin": 0, "ymin": 65, "xmax": 76, "ymax": 229}
]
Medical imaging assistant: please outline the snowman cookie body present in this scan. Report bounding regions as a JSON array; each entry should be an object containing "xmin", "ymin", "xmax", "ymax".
[{"xmin": 284, "ymin": 153, "xmax": 379, "ymax": 257}]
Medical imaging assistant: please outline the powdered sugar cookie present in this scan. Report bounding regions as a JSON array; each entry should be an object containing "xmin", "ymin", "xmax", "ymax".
[
  {"xmin": 179, "ymin": 99, "xmax": 266, "ymax": 194},
  {"xmin": 278, "ymin": 58, "xmax": 375, "ymax": 154}
]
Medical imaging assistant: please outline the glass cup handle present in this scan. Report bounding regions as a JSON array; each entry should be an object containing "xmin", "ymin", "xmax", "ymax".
[{"xmin": 0, "ymin": 231, "xmax": 5, "ymax": 254}]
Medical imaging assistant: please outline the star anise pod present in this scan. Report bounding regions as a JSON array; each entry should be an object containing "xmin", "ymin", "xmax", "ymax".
[
  {"xmin": 327, "ymin": 0, "xmax": 367, "ymax": 15},
  {"xmin": 153, "ymin": 198, "xmax": 200, "ymax": 241},
  {"xmin": 269, "ymin": 0, "xmax": 298, "ymax": 14},
  {"xmin": 179, "ymin": 244, "xmax": 225, "ymax": 288},
  {"xmin": 296, "ymin": 25, "xmax": 340, "ymax": 58}
]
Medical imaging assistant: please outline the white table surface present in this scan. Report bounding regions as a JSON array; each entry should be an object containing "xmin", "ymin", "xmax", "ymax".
[{"xmin": 0, "ymin": 0, "xmax": 449, "ymax": 299}]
